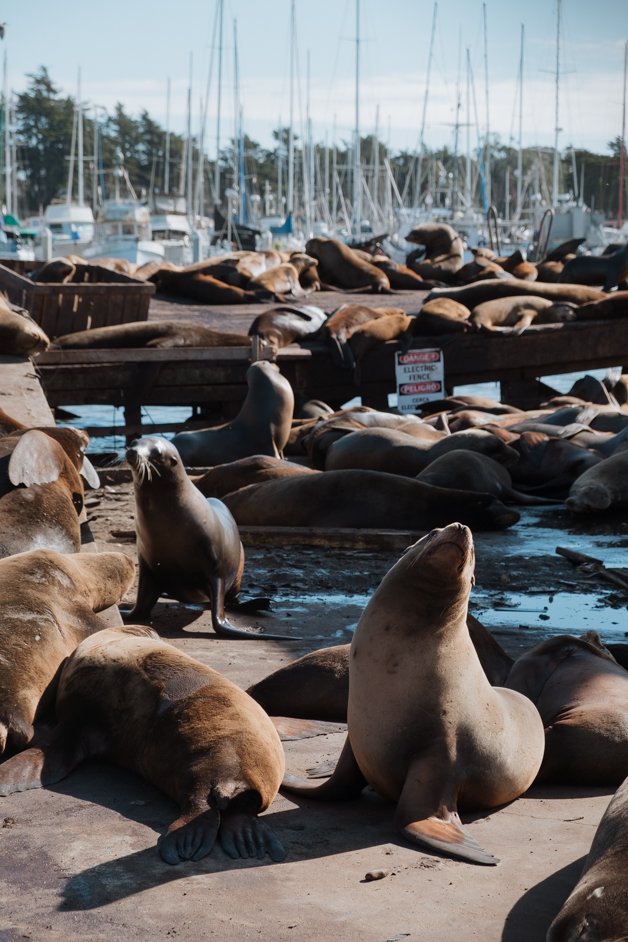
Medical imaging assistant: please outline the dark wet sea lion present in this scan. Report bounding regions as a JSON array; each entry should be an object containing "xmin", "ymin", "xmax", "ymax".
[
  {"xmin": 565, "ymin": 450, "xmax": 628, "ymax": 512},
  {"xmin": 0, "ymin": 625, "xmax": 286, "ymax": 865},
  {"xmin": 0, "ymin": 548, "xmax": 135, "ymax": 755},
  {"xmin": 282, "ymin": 524, "xmax": 544, "ymax": 864},
  {"xmin": 157, "ymin": 269, "xmax": 264, "ymax": 304},
  {"xmin": 125, "ymin": 437, "xmax": 292, "ymax": 640},
  {"xmin": 172, "ymin": 361, "xmax": 294, "ymax": 467},
  {"xmin": 222, "ymin": 469, "xmax": 520, "ymax": 531},
  {"xmin": 560, "ymin": 243, "xmax": 628, "ymax": 291},
  {"xmin": 416, "ymin": 449, "xmax": 555, "ymax": 505},
  {"xmin": 194, "ymin": 455, "xmax": 318, "ymax": 499},
  {"xmin": 573, "ymin": 290, "xmax": 628, "ymax": 320}
]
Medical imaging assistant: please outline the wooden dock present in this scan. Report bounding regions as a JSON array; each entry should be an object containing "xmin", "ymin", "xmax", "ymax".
[{"xmin": 34, "ymin": 306, "xmax": 628, "ymax": 438}]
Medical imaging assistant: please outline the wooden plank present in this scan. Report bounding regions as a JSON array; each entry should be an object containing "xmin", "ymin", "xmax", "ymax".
[
  {"xmin": 0, "ymin": 355, "xmax": 55, "ymax": 425},
  {"xmin": 37, "ymin": 344, "xmax": 313, "ymax": 365}
]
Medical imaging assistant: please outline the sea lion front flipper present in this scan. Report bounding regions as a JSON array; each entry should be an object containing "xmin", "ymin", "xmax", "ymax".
[
  {"xmin": 123, "ymin": 556, "xmax": 161, "ymax": 621},
  {"xmin": 219, "ymin": 810, "xmax": 286, "ymax": 862},
  {"xmin": 0, "ymin": 721, "xmax": 93, "ymax": 796},
  {"xmin": 157, "ymin": 807, "xmax": 220, "ymax": 865},
  {"xmin": 209, "ymin": 576, "xmax": 299, "ymax": 641},
  {"xmin": 281, "ymin": 735, "xmax": 367, "ymax": 800},
  {"xmin": 394, "ymin": 756, "xmax": 498, "ymax": 866}
]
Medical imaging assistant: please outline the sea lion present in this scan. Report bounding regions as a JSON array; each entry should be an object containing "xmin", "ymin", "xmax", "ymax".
[
  {"xmin": 282, "ymin": 524, "xmax": 544, "ymax": 864},
  {"xmin": 0, "ymin": 625, "xmax": 286, "ymax": 865},
  {"xmin": 304, "ymin": 237, "xmax": 391, "ymax": 292},
  {"xmin": 405, "ymin": 223, "xmax": 464, "ymax": 280},
  {"xmin": 547, "ymin": 775, "xmax": 628, "ymax": 942},
  {"xmin": 470, "ymin": 296, "xmax": 577, "ymax": 333},
  {"xmin": 124, "ymin": 437, "xmax": 291, "ymax": 640},
  {"xmin": 573, "ymin": 290, "xmax": 628, "ymax": 320},
  {"xmin": 414, "ymin": 298, "xmax": 471, "ymax": 334},
  {"xmin": 565, "ymin": 450, "xmax": 628, "ymax": 512},
  {"xmin": 348, "ymin": 313, "xmax": 414, "ymax": 365},
  {"xmin": 194, "ymin": 454, "xmax": 318, "ymax": 499},
  {"xmin": 426, "ymin": 278, "xmax": 606, "ymax": 308},
  {"xmin": 53, "ymin": 320, "xmax": 251, "ymax": 349},
  {"xmin": 0, "ymin": 430, "xmax": 86, "ymax": 556},
  {"xmin": 506, "ymin": 634, "xmax": 628, "ymax": 785},
  {"xmin": 156, "ymin": 269, "xmax": 264, "ymax": 304},
  {"xmin": 249, "ymin": 259, "xmax": 314, "ymax": 298},
  {"xmin": 247, "ymin": 612, "xmax": 514, "ymax": 724},
  {"xmin": 0, "ymin": 548, "xmax": 135, "ymax": 755},
  {"xmin": 172, "ymin": 361, "xmax": 294, "ymax": 467},
  {"xmin": 416, "ymin": 450, "xmax": 555, "ymax": 505},
  {"xmin": 222, "ymin": 469, "xmax": 520, "ymax": 531},
  {"xmin": 32, "ymin": 256, "xmax": 79, "ymax": 283},
  {"xmin": 370, "ymin": 257, "xmax": 430, "ymax": 290},
  {"xmin": 510, "ymin": 431, "xmax": 602, "ymax": 498},
  {"xmin": 248, "ymin": 305, "xmax": 327, "ymax": 347},
  {"xmin": 560, "ymin": 243, "xmax": 628, "ymax": 291},
  {"xmin": 0, "ymin": 295, "xmax": 50, "ymax": 356},
  {"xmin": 324, "ymin": 304, "xmax": 403, "ymax": 343}
]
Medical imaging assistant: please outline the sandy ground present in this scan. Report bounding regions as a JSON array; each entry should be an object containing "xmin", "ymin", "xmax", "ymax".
[{"xmin": 1, "ymin": 476, "xmax": 626, "ymax": 942}]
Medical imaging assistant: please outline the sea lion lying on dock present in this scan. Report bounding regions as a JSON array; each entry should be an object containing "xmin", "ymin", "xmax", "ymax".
[
  {"xmin": 0, "ymin": 295, "xmax": 50, "ymax": 356},
  {"xmin": 305, "ymin": 237, "xmax": 391, "ymax": 292},
  {"xmin": 52, "ymin": 320, "xmax": 251, "ymax": 349}
]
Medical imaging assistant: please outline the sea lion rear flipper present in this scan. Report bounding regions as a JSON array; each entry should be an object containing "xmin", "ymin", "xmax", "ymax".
[
  {"xmin": 158, "ymin": 807, "xmax": 220, "ymax": 865},
  {"xmin": 219, "ymin": 807, "xmax": 286, "ymax": 862},
  {"xmin": 0, "ymin": 722, "xmax": 91, "ymax": 796},
  {"xmin": 281, "ymin": 735, "xmax": 367, "ymax": 800},
  {"xmin": 210, "ymin": 576, "xmax": 298, "ymax": 641},
  {"xmin": 394, "ymin": 756, "xmax": 498, "ymax": 866}
]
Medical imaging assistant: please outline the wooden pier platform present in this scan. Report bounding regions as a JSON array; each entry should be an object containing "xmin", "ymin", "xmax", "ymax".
[
  {"xmin": 32, "ymin": 290, "xmax": 628, "ymax": 437},
  {"xmin": 0, "ymin": 354, "xmax": 55, "ymax": 426}
]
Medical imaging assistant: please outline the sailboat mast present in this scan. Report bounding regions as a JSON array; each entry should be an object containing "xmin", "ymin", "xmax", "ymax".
[
  {"xmin": 619, "ymin": 39, "xmax": 627, "ymax": 228},
  {"xmin": 214, "ymin": 0, "xmax": 224, "ymax": 207},
  {"xmin": 77, "ymin": 70, "xmax": 84, "ymax": 206},
  {"xmin": 353, "ymin": 0, "xmax": 361, "ymax": 235},
  {"xmin": 482, "ymin": 2, "xmax": 491, "ymax": 207},
  {"xmin": 287, "ymin": 0, "xmax": 295, "ymax": 215},
  {"xmin": 66, "ymin": 107, "xmax": 77, "ymax": 208},
  {"xmin": 164, "ymin": 77, "xmax": 171, "ymax": 195},
  {"xmin": 552, "ymin": 0, "xmax": 561, "ymax": 207},
  {"xmin": 465, "ymin": 48, "xmax": 471, "ymax": 209},
  {"xmin": 415, "ymin": 1, "xmax": 437, "ymax": 209},
  {"xmin": 516, "ymin": 24, "xmax": 524, "ymax": 219}
]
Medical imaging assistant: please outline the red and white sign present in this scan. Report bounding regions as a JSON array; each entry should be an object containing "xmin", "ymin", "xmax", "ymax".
[{"xmin": 395, "ymin": 347, "xmax": 444, "ymax": 413}]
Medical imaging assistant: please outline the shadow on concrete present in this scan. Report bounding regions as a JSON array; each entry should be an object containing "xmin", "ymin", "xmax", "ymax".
[{"xmin": 501, "ymin": 856, "xmax": 585, "ymax": 942}]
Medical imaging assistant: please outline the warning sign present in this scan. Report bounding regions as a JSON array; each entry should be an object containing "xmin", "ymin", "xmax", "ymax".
[{"xmin": 395, "ymin": 348, "xmax": 444, "ymax": 413}]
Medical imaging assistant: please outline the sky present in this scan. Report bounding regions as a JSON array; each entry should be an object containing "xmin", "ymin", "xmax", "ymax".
[{"xmin": 4, "ymin": 0, "xmax": 627, "ymax": 158}]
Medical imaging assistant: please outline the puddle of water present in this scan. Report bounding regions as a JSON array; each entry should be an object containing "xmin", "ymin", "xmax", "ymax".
[{"xmin": 472, "ymin": 587, "xmax": 627, "ymax": 642}]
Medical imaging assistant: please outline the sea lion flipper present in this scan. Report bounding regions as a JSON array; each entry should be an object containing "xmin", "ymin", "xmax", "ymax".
[
  {"xmin": 124, "ymin": 557, "xmax": 161, "ymax": 621},
  {"xmin": 211, "ymin": 577, "xmax": 297, "ymax": 640},
  {"xmin": 394, "ymin": 757, "xmax": 498, "ymax": 866},
  {"xmin": 0, "ymin": 722, "xmax": 89, "ymax": 796},
  {"xmin": 158, "ymin": 808, "xmax": 221, "ymax": 865},
  {"xmin": 219, "ymin": 811, "xmax": 286, "ymax": 862},
  {"xmin": 281, "ymin": 735, "xmax": 366, "ymax": 800}
]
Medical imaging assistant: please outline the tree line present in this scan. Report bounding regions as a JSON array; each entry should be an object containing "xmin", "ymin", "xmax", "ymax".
[{"xmin": 6, "ymin": 67, "xmax": 627, "ymax": 227}]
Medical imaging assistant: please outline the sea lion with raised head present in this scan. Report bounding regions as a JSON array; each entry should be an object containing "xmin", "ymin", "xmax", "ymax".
[
  {"xmin": 172, "ymin": 361, "xmax": 294, "ymax": 467},
  {"xmin": 282, "ymin": 524, "xmax": 544, "ymax": 864},
  {"xmin": 125, "ymin": 437, "xmax": 292, "ymax": 640},
  {"xmin": 0, "ymin": 548, "xmax": 135, "ymax": 756},
  {"xmin": 405, "ymin": 223, "xmax": 464, "ymax": 281},
  {"xmin": 0, "ymin": 625, "xmax": 286, "ymax": 865}
]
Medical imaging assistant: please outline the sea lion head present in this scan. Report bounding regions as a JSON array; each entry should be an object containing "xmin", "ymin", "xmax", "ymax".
[{"xmin": 126, "ymin": 436, "xmax": 184, "ymax": 488}]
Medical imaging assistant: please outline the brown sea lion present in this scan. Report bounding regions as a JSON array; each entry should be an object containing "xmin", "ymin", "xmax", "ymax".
[
  {"xmin": 414, "ymin": 297, "xmax": 471, "ymax": 334},
  {"xmin": 370, "ymin": 257, "xmax": 430, "ymax": 290},
  {"xmin": 53, "ymin": 320, "xmax": 251, "ymax": 349},
  {"xmin": 247, "ymin": 613, "xmax": 514, "ymax": 724},
  {"xmin": 282, "ymin": 524, "xmax": 544, "ymax": 864},
  {"xmin": 194, "ymin": 454, "xmax": 318, "ymax": 499},
  {"xmin": 156, "ymin": 269, "xmax": 264, "ymax": 304},
  {"xmin": 124, "ymin": 437, "xmax": 292, "ymax": 640},
  {"xmin": 222, "ymin": 469, "xmax": 520, "ymax": 530},
  {"xmin": 348, "ymin": 313, "xmax": 414, "ymax": 364},
  {"xmin": 426, "ymin": 278, "xmax": 606, "ymax": 307},
  {"xmin": 509, "ymin": 431, "xmax": 602, "ymax": 498},
  {"xmin": 304, "ymin": 237, "xmax": 391, "ymax": 292},
  {"xmin": 248, "ymin": 305, "xmax": 327, "ymax": 347},
  {"xmin": 0, "ymin": 548, "xmax": 135, "ymax": 756},
  {"xmin": 249, "ymin": 260, "xmax": 313, "ymax": 298},
  {"xmin": 405, "ymin": 223, "xmax": 464, "ymax": 281},
  {"xmin": 324, "ymin": 304, "xmax": 404, "ymax": 342},
  {"xmin": 0, "ymin": 296, "xmax": 50, "ymax": 356},
  {"xmin": 0, "ymin": 625, "xmax": 286, "ymax": 865},
  {"xmin": 565, "ymin": 450, "xmax": 628, "ymax": 512},
  {"xmin": 547, "ymin": 775, "xmax": 628, "ymax": 942},
  {"xmin": 172, "ymin": 361, "xmax": 294, "ymax": 467},
  {"xmin": 32, "ymin": 256, "xmax": 79, "ymax": 283},
  {"xmin": 506, "ymin": 634, "xmax": 628, "ymax": 785}
]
